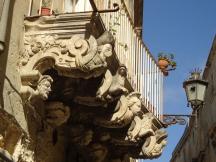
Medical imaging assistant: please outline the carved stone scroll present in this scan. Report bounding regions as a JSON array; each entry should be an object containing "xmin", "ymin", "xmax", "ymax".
[{"xmin": 19, "ymin": 31, "xmax": 115, "ymax": 80}]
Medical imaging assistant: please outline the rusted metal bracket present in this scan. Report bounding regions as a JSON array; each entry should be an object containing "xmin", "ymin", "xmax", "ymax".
[
  {"xmin": 163, "ymin": 114, "xmax": 196, "ymax": 126},
  {"xmin": 89, "ymin": 0, "xmax": 119, "ymax": 13}
]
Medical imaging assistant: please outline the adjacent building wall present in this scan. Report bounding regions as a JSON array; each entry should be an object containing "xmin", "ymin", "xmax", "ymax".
[
  {"xmin": 0, "ymin": 0, "xmax": 29, "ymax": 132},
  {"xmin": 171, "ymin": 36, "xmax": 216, "ymax": 162}
]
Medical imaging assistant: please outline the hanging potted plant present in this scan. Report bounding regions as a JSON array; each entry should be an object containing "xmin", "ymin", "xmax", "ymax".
[
  {"xmin": 40, "ymin": 0, "xmax": 52, "ymax": 16},
  {"xmin": 158, "ymin": 52, "xmax": 177, "ymax": 76}
]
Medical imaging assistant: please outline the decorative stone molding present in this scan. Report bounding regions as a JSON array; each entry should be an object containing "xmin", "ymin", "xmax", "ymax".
[{"xmin": 19, "ymin": 31, "xmax": 114, "ymax": 79}]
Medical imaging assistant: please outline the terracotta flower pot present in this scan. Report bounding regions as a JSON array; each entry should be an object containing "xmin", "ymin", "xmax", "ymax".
[
  {"xmin": 158, "ymin": 59, "xmax": 169, "ymax": 70},
  {"xmin": 40, "ymin": 7, "xmax": 51, "ymax": 16}
]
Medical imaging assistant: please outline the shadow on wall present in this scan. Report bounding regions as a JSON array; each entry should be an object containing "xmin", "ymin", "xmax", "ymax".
[{"xmin": 0, "ymin": 0, "xmax": 15, "ymax": 109}]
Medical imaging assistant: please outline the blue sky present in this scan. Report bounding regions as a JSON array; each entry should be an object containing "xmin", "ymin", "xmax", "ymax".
[{"xmin": 141, "ymin": 0, "xmax": 216, "ymax": 162}]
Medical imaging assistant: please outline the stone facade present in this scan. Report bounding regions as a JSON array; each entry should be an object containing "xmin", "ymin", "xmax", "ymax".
[
  {"xmin": 171, "ymin": 36, "xmax": 216, "ymax": 162},
  {"xmin": 0, "ymin": 0, "xmax": 165, "ymax": 162}
]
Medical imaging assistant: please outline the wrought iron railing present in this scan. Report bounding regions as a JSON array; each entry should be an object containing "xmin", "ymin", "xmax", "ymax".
[
  {"xmin": 100, "ymin": 0, "xmax": 164, "ymax": 120},
  {"xmin": 26, "ymin": 0, "xmax": 164, "ymax": 120}
]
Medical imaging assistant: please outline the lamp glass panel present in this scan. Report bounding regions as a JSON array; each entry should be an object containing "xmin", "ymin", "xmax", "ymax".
[
  {"xmin": 185, "ymin": 83, "xmax": 197, "ymax": 102},
  {"xmin": 197, "ymin": 84, "xmax": 207, "ymax": 101}
]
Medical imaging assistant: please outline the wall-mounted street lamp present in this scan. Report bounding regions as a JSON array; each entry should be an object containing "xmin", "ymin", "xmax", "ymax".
[
  {"xmin": 163, "ymin": 70, "xmax": 208, "ymax": 126},
  {"xmin": 183, "ymin": 70, "xmax": 208, "ymax": 109}
]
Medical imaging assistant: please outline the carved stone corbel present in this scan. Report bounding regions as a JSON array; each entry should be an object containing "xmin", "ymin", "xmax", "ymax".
[
  {"xmin": 126, "ymin": 113, "xmax": 155, "ymax": 142},
  {"xmin": 74, "ymin": 32, "xmax": 114, "ymax": 73},
  {"xmin": 96, "ymin": 65, "xmax": 128, "ymax": 102},
  {"xmin": 20, "ymin": 74, "xmax": 53, "ymax": 105},
  {"xmin": 140, "ymin": 129, "xmax": 167, "ymax": 159},
  {"xmin": 94, "ymin": 92, "xmax": 142, "ymax": 128}
]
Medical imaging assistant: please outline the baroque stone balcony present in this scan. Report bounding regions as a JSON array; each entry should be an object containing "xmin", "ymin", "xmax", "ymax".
[{"xmin": 15, "ymin": 1, "xmax": 167, "ymax": 162}]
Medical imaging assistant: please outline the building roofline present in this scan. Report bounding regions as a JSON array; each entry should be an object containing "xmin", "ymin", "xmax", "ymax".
[
  {"xmin": 170, "ymin": 118, "xmax": 195, "ymax": 162},
  {"xmin": 203, "ymin": 34, "xmax": 216, "ymax": 79}
]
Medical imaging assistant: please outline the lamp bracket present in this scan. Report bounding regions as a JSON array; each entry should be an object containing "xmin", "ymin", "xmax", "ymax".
[
  {"xmin": 163, "ymin": 114, "xmax": 196, "ymax": 126},
  {"xmin": 90, "ymin": 0, "xmax": 120, "ymax": 13}
]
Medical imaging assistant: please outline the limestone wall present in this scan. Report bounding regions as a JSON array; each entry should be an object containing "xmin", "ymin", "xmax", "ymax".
[{"xmin": 0, "ymin": 0, "xmax": 29, "ymax": 133}]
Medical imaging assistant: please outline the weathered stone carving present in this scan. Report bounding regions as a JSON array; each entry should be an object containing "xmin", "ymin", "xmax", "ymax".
[
  {"xmin": 126, "ymin": 113, "xmax": 155, "ymax": 142},
  {"xmin": 20, "ymin": 31, "xmax": 114, "ymax": 79},
  {"xmin": 95, "ymin": 92, "xmax": 142, "ymax": 128},
  {"xmin": 45, "ymin": 101, "xmax": 70, "ymax": 127},
  {"xmin": 0, "ymin": 110, "xmax": 25, "ymax": 161},
  {"xmin": 97, "ymin": 65, "xmax": 128, "ymax": 101},
  {"xmin": 13, "ymin": 138, "xmax": 35, "ymax": 162},
  {"xmin": 70, "ymin": 125, "xmax": 93, "ymax": 146},
  {"xmin": 75, "ymin": 32, "xmax": 114, "ymax": 72},
  {"xmin": 20, "ymin": 75, "xmax": 53, "ymax": 103},
  {"xmin": 140, "ymin": 129, "xmax": 167, "ymax": 158},
  {"xmin": 89, "ymin": 143, "xmax": 108, "ymax": 162},
  {"xmin": 0, "ymin": 134, "xmax": 4, "ymax": 148}
]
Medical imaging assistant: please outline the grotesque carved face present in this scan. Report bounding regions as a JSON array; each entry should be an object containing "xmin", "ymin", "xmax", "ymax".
[
  {"xmin": 37, "ymin": 75, "xmax": 53, "ymax": 100},
  {"xmin": 130, "ymin": 98, "xmax": 142, "ymax": 115},
  {"xmin": 118, "ymin": 66, "xmax": 127, "ymax": 77},
  {"xmin": 101, "ymin": 44, "xmax": 112, "ymax": 57},
  {"xmin": 128, "ymin": 93, "xmax": 142, "ymax": 115}
]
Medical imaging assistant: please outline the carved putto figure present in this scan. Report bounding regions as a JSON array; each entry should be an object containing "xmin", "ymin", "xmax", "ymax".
[{"xmin": 20, "ymin": 31, "xmax": 115, "ymax": 79}]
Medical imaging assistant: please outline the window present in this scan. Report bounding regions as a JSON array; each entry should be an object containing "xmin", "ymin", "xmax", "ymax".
[{"xmin": 28, "ymin": 0, "xmax": 93, "ymax": 16}]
